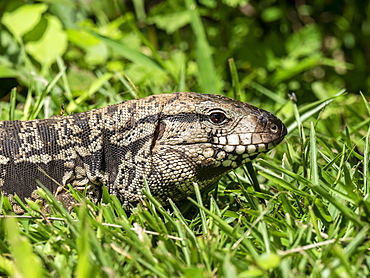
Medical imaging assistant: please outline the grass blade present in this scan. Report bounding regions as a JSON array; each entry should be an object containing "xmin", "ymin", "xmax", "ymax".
[
  {"xmin": 5, "ymin": 217, "xmax": 44, "ymax": 278},
  {"xmin": 9, "ymin": 87, "xmax": 16, "ymax": 121},
  {"xmin": 193, "ymin": 182, "xmax": 208, "ymax": 234},
  {"xmin": 228, "ymin": 58, "xmax": 240, "ymax": 100},
  {"xmin": 185, "ymin": 0, "xmax": 219, "ymax": 93},
  {"xmin": 310, "ymin": 122, "xmax": 319, "ymax": 185}
]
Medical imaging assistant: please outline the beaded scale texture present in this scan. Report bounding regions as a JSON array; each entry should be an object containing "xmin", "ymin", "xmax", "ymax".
[{"xmin": 0, "ymin": 92, "xmax": 287, "ymax": 211}]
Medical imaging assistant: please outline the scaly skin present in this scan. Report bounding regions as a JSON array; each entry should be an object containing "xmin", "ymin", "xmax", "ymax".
[{"xmin": 0, "ymin": 92, "xmax": 287, "ymax": 210}]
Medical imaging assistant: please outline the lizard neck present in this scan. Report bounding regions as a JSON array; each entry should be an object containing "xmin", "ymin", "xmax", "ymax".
[{"xmin": 99, "ymin": 99, "xmax": 166, "ymax": 204}]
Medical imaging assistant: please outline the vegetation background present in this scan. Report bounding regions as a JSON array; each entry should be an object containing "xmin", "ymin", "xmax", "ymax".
[{"xmin": 0, "ymin": 0, "xmax": 369, "ymax": 277}]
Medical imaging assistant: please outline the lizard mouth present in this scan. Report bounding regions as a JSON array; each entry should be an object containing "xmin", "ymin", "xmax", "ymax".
[
  {"xmin": 205, "ymin": 118, "xmax": 287, "ymax": 168},
  {"xmin": 211, "ymin": 115, "xmax": 287, "ymax": 156}
]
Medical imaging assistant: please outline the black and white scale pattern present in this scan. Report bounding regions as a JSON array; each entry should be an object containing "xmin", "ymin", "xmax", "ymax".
[{"xmin": 0, "ymin": 92, "xmax": 287, "ymax": 210}]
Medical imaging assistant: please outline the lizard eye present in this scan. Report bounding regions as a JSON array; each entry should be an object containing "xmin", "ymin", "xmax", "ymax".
[{"xmin": 209, "ymin": 111, "xmax": 227, "ymax": 124}]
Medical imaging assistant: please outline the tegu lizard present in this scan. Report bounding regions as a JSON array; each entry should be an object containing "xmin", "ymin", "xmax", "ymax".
[{"xmin": 0, "ymin": 92, "xmax": 286, "ymax": 210}]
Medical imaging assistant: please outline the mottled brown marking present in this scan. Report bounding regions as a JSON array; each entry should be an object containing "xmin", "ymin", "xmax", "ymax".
[{"xmin": 0, "ymin": 92, "xmax": 286, "ymax": 211}]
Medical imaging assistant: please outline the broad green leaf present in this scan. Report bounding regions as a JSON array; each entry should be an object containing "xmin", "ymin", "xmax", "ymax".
[
  {"xmin": 26, "ymin": 15, "xmax": 68, "ymax": 69},
  {"xmin": 199, "ymin": 0, "xmax": 217, "ymax": 8},
  {"xmin": 261, "ymin": 7, "xmax": 283, "ymax": 22},
  {"xmin": 2, "ymin": 4, "xmax": 48, "ymax": 41},
  {"xmin": 85, "ymin": 43, "xmax": 109, "ymax": 65},
  {"xmin": 67, "ymin": 29, "xmax": 101, "ymax": 47},
  {"xmin": 222, "ymin": 0, "xmax": 248, "ymax": 7},
  {"xmin": 286, "ymin": 25, "xmax": 321, "ymax": 58},
  {"xmin": 148, "ymin": 11, "xmax": 190, "ymax": 34},
  {"xmin": 67, "ymin": 29, "xmax": 109, "ymax": 65},
  {"xmin": 0, "ymin": 65, "xmax": 18, "ymax": 78}
]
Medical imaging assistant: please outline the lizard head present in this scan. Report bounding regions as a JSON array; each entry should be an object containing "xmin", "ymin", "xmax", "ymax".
[{"xmin": 149, "ymin": 92, "xmax": 287, "ymax": 202}]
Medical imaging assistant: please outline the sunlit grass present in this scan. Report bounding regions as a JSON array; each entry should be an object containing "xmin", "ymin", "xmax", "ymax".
[
  {"xmin": 1, "ymin": 76, "xmax": 369, "ymax": 277},
  {"xmin": 0, "ymin": 1, "xmax": 369, "ymax": 277}
]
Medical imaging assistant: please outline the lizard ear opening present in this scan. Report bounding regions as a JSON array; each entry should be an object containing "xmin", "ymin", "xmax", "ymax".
[{"xmin": 150, "ymin": 120, "xmax": 166, "ymax": 152}]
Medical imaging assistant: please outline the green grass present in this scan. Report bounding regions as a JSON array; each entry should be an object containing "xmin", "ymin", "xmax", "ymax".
[
  {"xmin": 0, "ymin": 1, "xmax": 370, "ymax": 277},
  {"xmin": 1, "ymin": 104, "xmax": 370, "ymax": 277}
]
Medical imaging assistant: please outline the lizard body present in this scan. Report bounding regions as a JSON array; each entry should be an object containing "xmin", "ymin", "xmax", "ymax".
[{"xmin": 0, "ymin": 92, "xmax": 286, "ymax": 210}]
